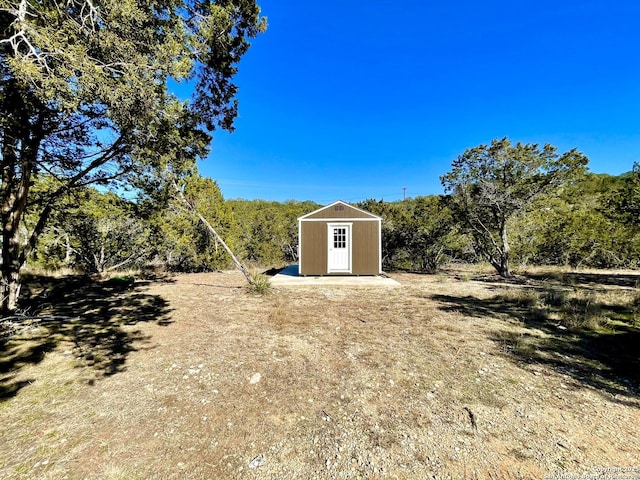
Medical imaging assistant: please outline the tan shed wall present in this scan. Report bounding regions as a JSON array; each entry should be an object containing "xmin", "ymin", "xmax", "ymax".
[
  {"xmin": 299, "ymin": 221, "xmax": 327, "ymax": 275},
  {"xmin": 351, "ymin": 221, "xmax": 380, "ymax": 274},
  {"xmin": 299, "ymin": 220, "xmax": 380, "ymax": 275}
]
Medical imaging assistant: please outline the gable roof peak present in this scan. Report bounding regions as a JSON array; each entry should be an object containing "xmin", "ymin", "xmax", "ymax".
[{"xmin": 298, "ymin": 199, "xmax": 380, "ymax": 220}]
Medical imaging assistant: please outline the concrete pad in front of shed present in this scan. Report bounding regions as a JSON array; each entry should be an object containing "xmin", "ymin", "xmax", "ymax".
[{"xmin": 270, "ymin": 264, "xmax": 401, "ymax": 287}]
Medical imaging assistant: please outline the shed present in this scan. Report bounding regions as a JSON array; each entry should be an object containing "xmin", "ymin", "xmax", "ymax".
[{"xmin": 298, "ymin": 200, "xmax": 382, "ymax": 276}]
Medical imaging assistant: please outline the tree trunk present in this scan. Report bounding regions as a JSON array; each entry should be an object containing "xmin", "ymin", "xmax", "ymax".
[
  {"xmin": 499, "ymin": 221, "xmax": 511, "ymax": 278},
  {"xmin": 484, "ymin": 230, "xmax": 511, "ymax": 278},
  {"xmin": 64, "ymin": 232, "xmax": 73, "ymax": 266},
  {"xmin": 1, "ymin": 249, "xmax": 22, "ymax": 313},
  {"xmin": 172, "ymin": 180, "xmax": 255, "ymax": 286},
  {"xmin": 1, "ymin": 88, "xmax": 47, "ymax": 313},
  {"xmin": 1, "ymin": 143, "xmax": 32, "ymax": 313},
  {"xmin": 1, "ymin": 163, "xmax": 19, "ymax": 313},
  {"xmin": 1, "ymin": 199, "xmax": 28, "ymax": 313}
]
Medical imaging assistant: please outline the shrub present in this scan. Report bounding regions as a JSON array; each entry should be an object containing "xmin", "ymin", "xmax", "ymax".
[
  {"xmin": 246, "ymin": 273, "xmax": 271, "ymax": 295},
  {"xmin": 561, "ymin": 291, "xmax": 603, "ymax": 330},
  {"xmin": 543, "ymin": 289, "xmax": 568, "ymax": 307}
]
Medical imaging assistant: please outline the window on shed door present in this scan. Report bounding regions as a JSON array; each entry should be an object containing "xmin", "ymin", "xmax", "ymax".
[{"xmin": 333, "ymin": 227, "xmax": 346, "ymax": 248}]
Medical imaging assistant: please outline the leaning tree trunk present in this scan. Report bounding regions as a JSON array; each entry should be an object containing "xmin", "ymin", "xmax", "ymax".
[{"xmin": 172, "ymin": 180, "xmax": 255, "ymax": 286}]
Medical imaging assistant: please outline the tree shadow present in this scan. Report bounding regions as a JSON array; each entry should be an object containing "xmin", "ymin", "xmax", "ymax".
[
  {"xmin": 1, "ymin": 274, "xmax": 172, "ymax": 400},
  {"xmin": 430, "ymin": 289, "xmax": 640, "ymax": 407},
  {"xmin": 519, "ymin": 271, "xmax": 640, "ymax": 289},
  {"xmin": 263, "ymin": 266, "xmax": 286, "ymax": 276}
]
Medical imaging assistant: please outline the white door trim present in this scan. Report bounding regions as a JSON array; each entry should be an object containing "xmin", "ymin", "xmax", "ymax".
[{"xmin": 327, "ymin": 223, "xmax": 352, "ymax": 273}]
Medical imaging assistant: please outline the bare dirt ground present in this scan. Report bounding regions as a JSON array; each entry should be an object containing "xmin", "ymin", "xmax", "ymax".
[{"xmin": 1, "ymin": 267, "xmax": 639, "ymax": 479}]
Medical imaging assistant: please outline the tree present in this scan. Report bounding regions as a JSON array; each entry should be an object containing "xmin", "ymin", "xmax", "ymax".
[
  {"xmin": 0, "ymin": 0, "xmax": 266, "ymax": 312},
  {"xmin": 172, "ymin": 176, "xmax": 256, "ymax": 284},
  {"xmin": 397, "ymin": 196, "xmax": 461, "ymax": 272},
  {"xmin": 441, "ymin": 137, "xmax": 588, "ymax": 277},
  {"xmin": 510, "ymin": 172, "xmax": 640, "ymax": 269},
  {"xmin": 357, "ymin": 197, "xmax": 466, "ymax": 272},
  {"xmin": 151, "ymin": 173, "xmax": 239, "ymax": 272},
  {"xmin": 65, "ymin": 190, "xmax": 150, "ymax": 274},
  {"xmin": 607, "ymin": 162, "xmax": 640, "ymax": 228},
  {"xmin": 228, "ymin": 199, "xmax": 320, "ymax": 266}
]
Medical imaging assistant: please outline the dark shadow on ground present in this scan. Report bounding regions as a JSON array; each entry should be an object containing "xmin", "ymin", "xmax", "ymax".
[
  {"xmin": 1, "ymin": 274, "xmax": 172, "ymax": 400},
  {"xmin": 524, "ymin": 271, "xmax": 640, "ymax": 289},
  {"xmin": 263, "ymin": 266, "xmax": 289, "ymax": 276},
  {"xmin": 430, "ymin": 288, "xmax": 640, "ymax": 406}
]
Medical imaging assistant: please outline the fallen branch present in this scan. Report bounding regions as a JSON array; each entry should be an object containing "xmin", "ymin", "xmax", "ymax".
[{"xmin": 171, "ymin": 179, "xmax": 255, "ymax": 286}]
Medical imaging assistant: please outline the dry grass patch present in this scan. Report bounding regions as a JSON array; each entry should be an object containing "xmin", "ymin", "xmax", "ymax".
[{"xmin": 1, "ymin": 268, "xmax": 639, "ymax": 479}]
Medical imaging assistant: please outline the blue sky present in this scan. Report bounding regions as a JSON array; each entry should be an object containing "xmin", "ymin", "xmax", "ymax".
[{"xmin": 194, "ymin": 0, "xmax": 640, "ymax": 203}]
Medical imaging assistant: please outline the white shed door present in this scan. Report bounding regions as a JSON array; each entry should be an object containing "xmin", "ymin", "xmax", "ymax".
[{"xmin": 327, "ymin": 223, "xmax": 351, "ymax": 273}]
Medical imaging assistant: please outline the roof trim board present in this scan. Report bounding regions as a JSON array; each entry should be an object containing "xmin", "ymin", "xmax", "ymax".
[{"xmin": 298, "ymin": 200, "xmax": 381, "ymax": 221}]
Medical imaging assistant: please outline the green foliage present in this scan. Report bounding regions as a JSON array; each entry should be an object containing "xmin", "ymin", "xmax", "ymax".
[
  {"xmin": 69, "ymin": 191, "xmax": 150, "ymax": 274},
  {"xmin": 441, "ymin": 137, "xmax": 589, "ymax": 277},
  {"xmin": 150, "ymin": 174, "xmax": 238, "ymax": 272},
  {"xmin": 0, "ymin": 0, "xmax": 266, "ymax": 311},
  {"xmin": 511, "ymin": 172, "xmax": 640, "ymax": 269},
  {"xmin": 604, "ymin": 162, "xmax": 640, "ymax": 227},
  {"xmin": 28, "ymin": 186, "xmax": 151, "ymax": 274},
  {"xmin": 29, "ymin": 172, "xmax": 243, "ymax": 275},
  {"xmin": 358, "ymin": 197, "xmax": 465, "ymax": 272},
  {"xmin": 245, "ymin": 272, "xmax": 272, "ymax": 295},
  {"xmin": 229, "ymin": 199, "xmax": 320, "ymax": 267},
  {"xmin": 19, "ymin": 164, "xmax": 640, "ymax": 285}
]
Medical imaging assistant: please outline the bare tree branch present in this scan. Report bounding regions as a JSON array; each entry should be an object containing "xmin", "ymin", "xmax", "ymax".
[{"xmin": 171, "ymin": 178, "xmax": 255, "ymax": 286}]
